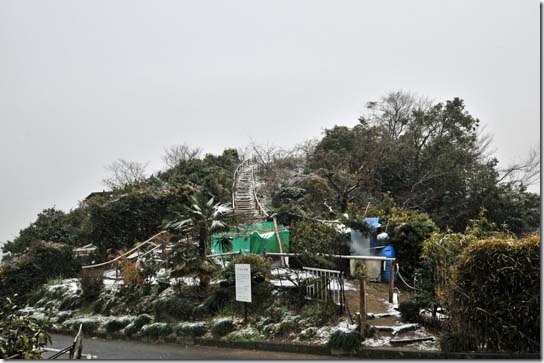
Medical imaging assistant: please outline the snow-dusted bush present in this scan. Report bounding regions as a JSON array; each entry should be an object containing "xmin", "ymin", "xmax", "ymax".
[
  {"xmin": 105, "ymin": 317, "xmax": 134, "ymax": 333},
  {"xmin": 123, "ymin": 314, "xmax": 153, "ymax": 336},
  {"xmin": 174, "ymin": 322, "xmax": 207, "ymax": 337},
  {"xmin": 211, "ymin": 317, "xmax": 234, "ymax": 337},
  {"xmin": 141, "ymin": 323, "xmax": 173, "ymax": 339}
]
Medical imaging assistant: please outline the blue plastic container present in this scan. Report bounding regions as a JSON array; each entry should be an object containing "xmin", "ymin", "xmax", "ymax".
[{"xmin": 380, "ymin": 245, "xmax": 397, "ymax": 282}]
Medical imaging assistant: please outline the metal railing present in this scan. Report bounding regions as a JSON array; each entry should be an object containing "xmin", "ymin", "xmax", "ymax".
[{"xmin": 303, "ymin": 266, "xmax": 345, "ymax": 312}]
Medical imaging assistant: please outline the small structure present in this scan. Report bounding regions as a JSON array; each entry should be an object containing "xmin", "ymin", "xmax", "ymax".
[
  {"xmin": 349, "ymin": 217, "xmax": 384, "ymax": 281},
  {"xmin": 209, "ymin": 221, "xmax": 289, "ymax": 256},
  {"xmin": 73, "ymin": 243, "xmax": 97, "ymax": 258}
]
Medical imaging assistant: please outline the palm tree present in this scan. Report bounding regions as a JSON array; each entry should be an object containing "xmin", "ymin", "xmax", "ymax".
[
  {"xmin": 165, "ymin": 193, "xmax": 232, "ymax": 287},
  {"xmin": 166, "ymin": 193, "xmax": 232, "ymax": 257}
]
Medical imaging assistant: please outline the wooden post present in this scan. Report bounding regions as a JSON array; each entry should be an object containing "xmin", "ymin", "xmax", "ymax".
[
  {"xmin": 272, "ymin": 216, "xmax": 285, "ymax": 267},
  {"xmin": 389, "ymin": 259, "xmax": 396, "ymax": 303},
  {"xmin": 243, "ymin": 302, "xmax": 248, "ymax": 323},
  {"xmin": 359, "ymin": 276, "xmax": 367, "ymax": 334}
]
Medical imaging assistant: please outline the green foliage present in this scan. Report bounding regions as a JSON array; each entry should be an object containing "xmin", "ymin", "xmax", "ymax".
[
  {"xmin": 421, "ymin": 232, "xmax": 477, "ymax": 306},
  {"xmin": 378, "ymin": 206, "xmax": 437, "ymax": 275},
  {"xmin": 200, "ymin": 288, "xmax": 230, "ymax": 315},
  {"xmin": 158, "ymin": 148, "xmax": 240, "ymax": 203},
  {"xmin": 290, "ymin": 220, "xmax": 348, "ymax": 255},
  {"xmin": 165, "ymin": 192, "xmax": 231, "ymax": 259},
  {"xmin": 398, "ymin": 299, "xmax": 422, "ymax": 323},
  {"xmin": 447, "ymin": 235, "xmax": 540, "ymax": 352},
  {"xmin": 222, "ymin": 254, "xmax": 272, "ymax": 311},
  {"xmin": 327, "ymin": 329, "xmax": 362, "ymax": 353},
  {"xmin": 153, "ymin": 296, "xmax": 195, "ymax": 322},
  {"xmin": 105, "ymin": 317, "xmax": 133, "ymax": 333},
  {"xmin": 222, "ymin": 254, "xmax": 271, "ymax": 283},
  {"xmin": 123, "ymin": 314, "xmax": 153, "ymax": 336},
  {"xmin": 140, "ymin": 322, "xmax": 173, "ymax": 339},
  {"xmin": 0, "ymin": 297, "xmax": 51, "ymax": 359},
  {"xmin": 211, "ymin": 318, "xmax": 234, "ymax": 337},
  {"xmin": 0, "ymin": 241, "xmax": 80, "ymax": 302},
  {"xmin": 87, "ymin": 190, "xmax": 185, "ymax": 256},
  {"xmin": 2, "ymin": 207, "xmax": 88, "ymax": 255},
  {"xmin": 301, "ymin": 302, "xmax": 337, "ymax": 326}
]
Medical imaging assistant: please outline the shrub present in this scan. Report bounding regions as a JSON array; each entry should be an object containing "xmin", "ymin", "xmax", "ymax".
[
  {"xmin": 174, "ymin": 322, "xmax": 207, "ymax": 337},
  {"xmin": 398, "ymin": 299, "xmax": 422, "ymax": 323},
  {"xmin": 201, "ymin": 288, "xmax": 230, "ymax": 314},
  {"xmin": 388, "ymin": 211, "xmax": 437, "ymax": 275},
  {"xmin": 222, "ymin": 254, "xmax": 270, "ymax": 284},
  {"xmin": 0, "ymin": 297, "xmax": 50, "ymax": 359},
  {"xmin": 123, "ymin": 314, "xmax": 153, "ymax": 336},
  {"xmin": 421, "ymin": 232, "xmax": 477, "ymax": 306},
  {"xmin": 290, "ymin": 220, "xmax": 348, "ymax": 255},
  {"xmin": 153, "ymin": 296, "xmax": 194, "ymax": 321},
  {"xmin": 80, "ymin": 269, "xmax": 104, "ymax": 300},
  {"xmin": 141, "ymin": 323, "xmax": 173, "ymax": 339},
  {"xmin": 221, "ymin": 254, "xmax": 273, "ymax": 311},
  {"xmin": 447, "ymin": 235, "xmax": 540, "ymax": 352},
  {"xmin": 301, "ymin": 302, "xmax": 337, "ymax": 326},
  {"xmin": 0, "ymin": 241, "xmax": 80, "ymax": 303},
  {"xmin": 440, "ymin": 332, "xmax": 478, "ymax": 353},
  {"xmin": 105, "ymin": 317, "xmax": 133, "ymax": 333},
  {"xmin": 119, "ymin": 260, "xmax": 143, "ymax": 289},
  {"xmin": 327, "ymin": 330, "xmax": 362, "ymax": 353},
  {"xmin": 211, "ymin": 318, "xmax": 234, "ymax": 337}
]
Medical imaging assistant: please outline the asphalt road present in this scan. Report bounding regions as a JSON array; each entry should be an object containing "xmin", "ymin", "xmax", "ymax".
[{"xmin": 46, "ymin": 334, "xmax": 333, "ymax": 360}]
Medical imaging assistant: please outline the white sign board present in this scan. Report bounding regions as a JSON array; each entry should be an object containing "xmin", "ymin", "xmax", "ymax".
[{"xmin": 235, "ymin": 263, "xmax": 252, "ymax": 303}]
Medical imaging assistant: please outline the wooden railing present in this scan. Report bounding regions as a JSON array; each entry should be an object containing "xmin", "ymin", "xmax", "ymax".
[
  {"xmin": 81, "ymin": 231, "xmax": 170, "ymax": 269},
  {"xmin": 251, "ymin": 165, "xmax": 269, "ymax": 217}
]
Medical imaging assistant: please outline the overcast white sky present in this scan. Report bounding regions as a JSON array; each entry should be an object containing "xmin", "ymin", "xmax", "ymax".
[{"xmin": 0, "ymin": 0, "xmax": 540, "ymax": 246}]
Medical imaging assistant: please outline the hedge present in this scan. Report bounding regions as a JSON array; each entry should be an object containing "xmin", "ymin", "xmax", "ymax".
[{"xmin": 447, "ymin": 234, "xmax": 539, "ymax": 352}]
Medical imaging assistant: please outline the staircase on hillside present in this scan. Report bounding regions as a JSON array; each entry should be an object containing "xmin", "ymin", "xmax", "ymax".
[{"xmin": 232, "ymin": 160, "xmax": 268, "ymax": 220}]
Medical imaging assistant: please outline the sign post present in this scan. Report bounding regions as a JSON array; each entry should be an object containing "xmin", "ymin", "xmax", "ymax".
[{"xmin": 235, "ymin": 264, "xmax": 252, "ymax": 323}]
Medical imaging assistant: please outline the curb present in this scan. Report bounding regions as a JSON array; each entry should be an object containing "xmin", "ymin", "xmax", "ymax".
[{"xmin": 49, "ymin": 328, "xmax": 540, "ymax": 360}]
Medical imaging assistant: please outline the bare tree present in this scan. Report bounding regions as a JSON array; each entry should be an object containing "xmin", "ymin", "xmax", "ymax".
[
  {"xmin": 162, "ymin": 143, "xmax": 203, "ymax": 168},
  {"xmin": 362, "ymin": 90, "xmax": 432, "ymax": 140},
  {"xmin": 498, "ymin": 147, "xmax": 540, "ymax": 187},
  {"xmin": 102, "ymin": 159, "xmax": 149, "ymax": 190}
]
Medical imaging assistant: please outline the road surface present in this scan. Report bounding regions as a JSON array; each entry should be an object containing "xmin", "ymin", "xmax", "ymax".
[{"xmin": 46, "ymin": 334, "xmax": 334, "ymax": 360}]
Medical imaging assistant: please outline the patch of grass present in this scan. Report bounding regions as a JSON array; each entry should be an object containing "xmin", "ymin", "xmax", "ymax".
[
  {"xmin": 47, "ymin": 277, "xmax": 64, "ymax": 285},
  {"xmin": 328, "ymin": 330, "xmax": 362, "ymax": 353}
]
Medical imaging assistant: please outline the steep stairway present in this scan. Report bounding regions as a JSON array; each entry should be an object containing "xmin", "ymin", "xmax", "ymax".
[{"xmin": 233, "ymin": 160, "xmax": 268, "ymax": 220}]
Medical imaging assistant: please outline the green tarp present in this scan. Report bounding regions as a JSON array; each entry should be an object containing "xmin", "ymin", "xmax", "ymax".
[{"xmin": 210, "ymin": 221, "xmax": 289, "ymax": 255}]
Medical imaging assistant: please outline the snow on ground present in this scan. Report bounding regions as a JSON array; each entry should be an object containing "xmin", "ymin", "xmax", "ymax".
[
  {"xmin": 47, "ymin": 278, "xmax": 80, "ymax": 294},
  {"xmin": 270, "ymin": 268, "xmax": 355, "ymax": 290}
]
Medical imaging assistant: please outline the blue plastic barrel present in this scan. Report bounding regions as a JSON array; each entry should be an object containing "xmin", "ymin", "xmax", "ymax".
[{"xmin": 380, "ymin": 245, "xmax": 397, "ymax": 282}]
